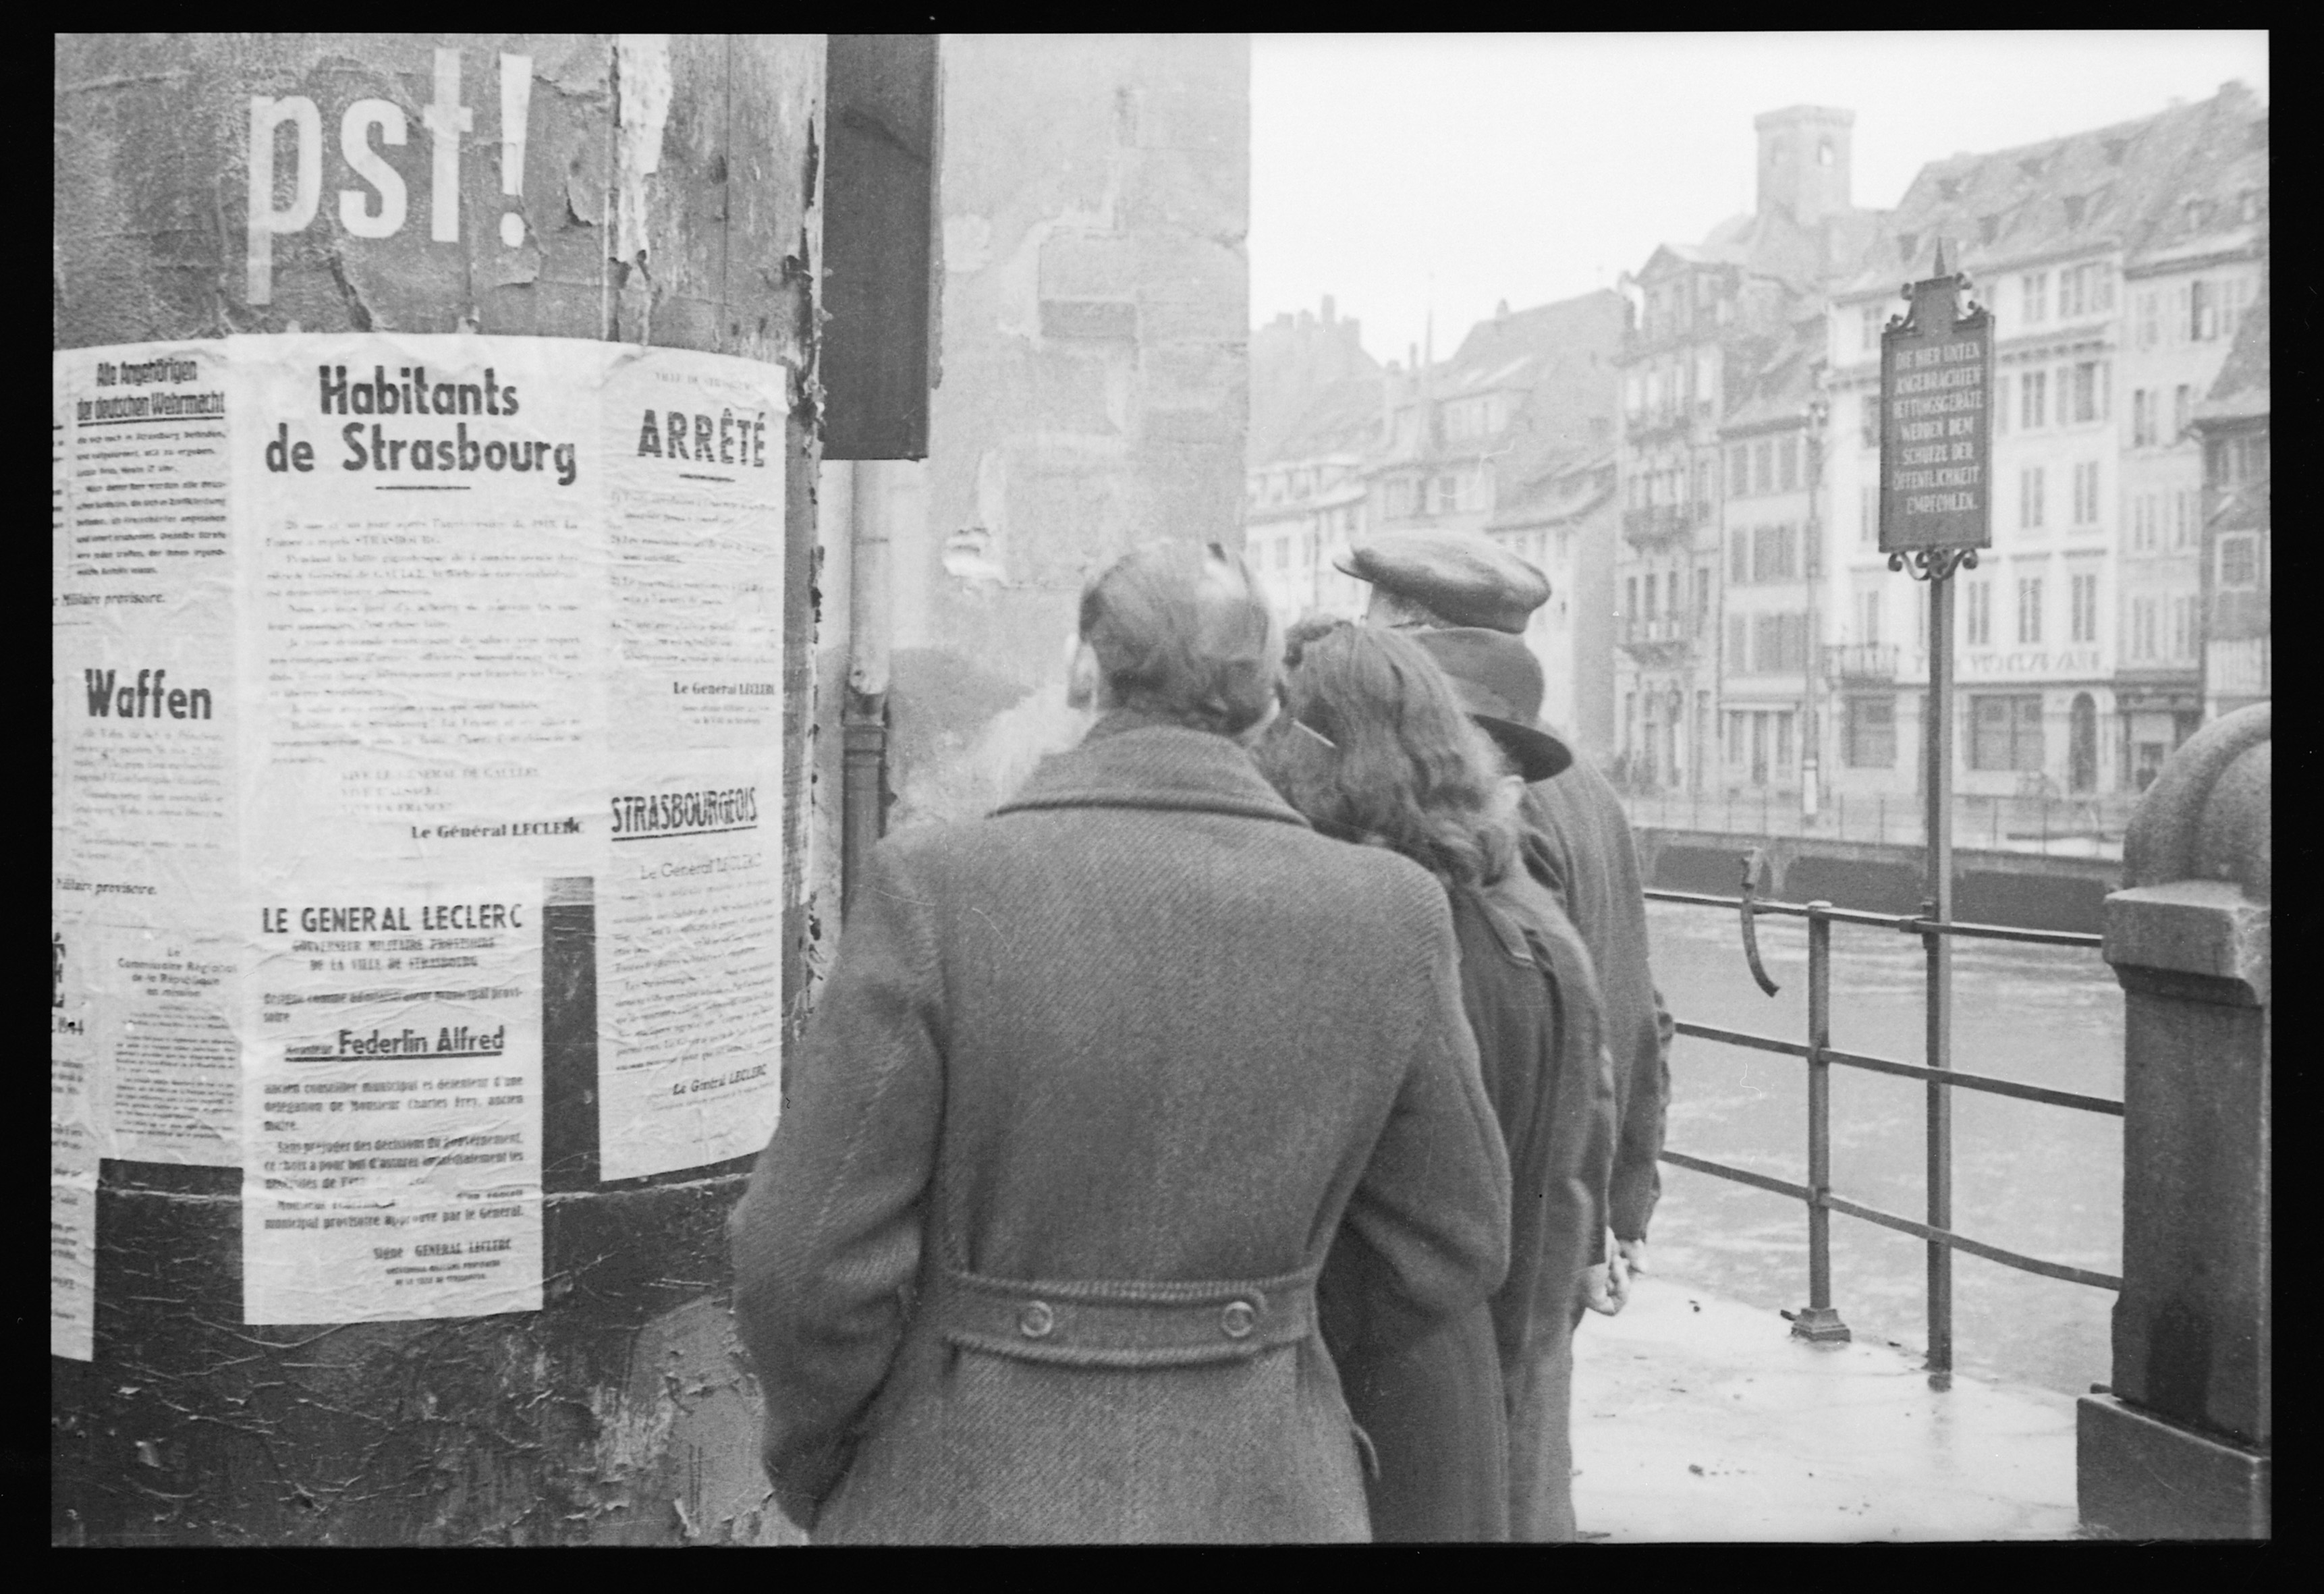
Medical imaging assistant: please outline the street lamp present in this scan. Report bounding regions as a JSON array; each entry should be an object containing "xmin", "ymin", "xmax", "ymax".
[{"xmin": 1802, "ymin": 381, "xmax": 1831, "ymax": 825}]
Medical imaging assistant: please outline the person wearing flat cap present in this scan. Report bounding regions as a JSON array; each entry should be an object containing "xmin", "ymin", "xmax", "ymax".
[{"xmin": 1338, "ymin": 528, "xmax": 1678, "ymax": 1541}]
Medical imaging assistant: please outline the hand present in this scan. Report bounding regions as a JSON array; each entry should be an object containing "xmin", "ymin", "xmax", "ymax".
[
  {"xmin": 1617, "ymin": 1237, "xmax": 1649, "ymax": 1281},
  {"xmin": 1579, "ymin": 1262, "xmax": 1622, "ymax": 1317}
]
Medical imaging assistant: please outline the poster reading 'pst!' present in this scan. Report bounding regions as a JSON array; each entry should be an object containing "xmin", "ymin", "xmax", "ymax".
[{"xmin": 243, "ymin": 885, "xmax": 541, "ymax": 1324}]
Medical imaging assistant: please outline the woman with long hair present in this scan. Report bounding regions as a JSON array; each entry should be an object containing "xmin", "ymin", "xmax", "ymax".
[{"xmin": 1253, "ymin": 618, "xmax": 1617, "ymax": 1543}]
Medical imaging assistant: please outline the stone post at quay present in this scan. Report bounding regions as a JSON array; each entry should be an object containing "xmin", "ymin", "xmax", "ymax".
[{"xmin": 2078, "ymin": 702, "xmax": 2269, "ymax": 1539}]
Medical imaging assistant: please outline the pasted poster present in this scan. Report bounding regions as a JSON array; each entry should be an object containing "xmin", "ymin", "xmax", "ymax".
[
  {"xmin": 597, "ymin": 350, "xmax": 786, "ymax": 1180},
  {"xmin": 52, "ymin": 919, "xmax": 98, "ymax": 1361},
  {"xmin": 242, "ymin": 883, "xmax": 543, "ymax": 1325},
  {"xmin": 53, "ymin": 341, "xmax": 244, "ymax": 1168},
  {"xmin": 54, "ymin": 334, "xmax": 786, "ymax": 1331}
]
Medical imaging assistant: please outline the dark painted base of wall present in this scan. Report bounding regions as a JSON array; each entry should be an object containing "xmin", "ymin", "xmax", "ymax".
[
  {"xmin": 1636, "ymin": 828, "xmax": 2118, "ymax": 935},
  {"xmin": 2077, "ymin": 1393, "xmax": 2269, "ymax": 1540}
]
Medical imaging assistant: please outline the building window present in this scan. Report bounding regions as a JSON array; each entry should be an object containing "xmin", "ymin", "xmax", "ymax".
[
  {"xmin": 2130, "ymin": 597, "xmax": 2157, "ymax": 661},
  {"xmin": 1966, "ymin": 578, "xmax": 1992, "ymax": 647},
  {"xmin": 1728, "ymin": 445, "xmax": 1748, "ymax": 497},
  {"xmin": 2070, "ymin": 361, "xmax": 2105, "ymax": 424},
  {"xmin": 1726, "ymin": 615, "xmax": 1748, "ymax": 671},
  {"xmin": 2020, "ymin": 370, "xmax": 2047, "ymax": 429},
  {"xmin": 2174, "ymin": 489, "xmax": 2198, "ymax": 550},
  {"xmin": 2071, "ymin": 572, "xmax": 2098, "ymax": 642},
  {"xmin": 1754, "ymin": 522, "xmax": 1797, "ymax": 582},
  {"xmin": 2219, "ymin": 533, "xmax": 2259, "ymax": 588},
  {"xmin": 2020, "ymin": 467, "xmax": 2045, "ymax": 530},
  {"xmin": 1971, "ymin": 694, "xmax": 2045, "ymax": 771},
  {"xmin": 2021, "ymin": 272, "xmax": 2049, "ymax": 323},
  {"xmin": 2171, "ymin": 595, "xmax": 2196, "ymax": 659},
  {"xmin": 1729, "ymin": 528, "xmax": 1749, "ymax": 584},
  {"xmin": 2073, "ymin": 461, "xmax": 2101, "ymax": 526},
  {"xmin": 1696, "ymin": 568, "xmax": 1711, "ymax": 630},
  {"xmin": 2131, "ymin": 494, "xmax": 2156, "ymax": 553},
  {"xmin": 1779, "ymin": 435, "xmax": 1800, "ymax": 492},
  {"xmin": 1752, "ymin": 440, "xmax": 1773, "ymax": 495},
  {"xmin": 1858, "ymin": 398, "xmax": 1878, "ymax": 451},
  {"xmin": 1844, "ymin": 697, "xmax": 1896, "ymax": 767},
  {"xmin": 1860, "ymin": 304, "xmax": 1881, "ymax": 353},
  {"xmin": 2172, "ymin": 385, "xmax": 2191, "ymax": 440},
  {"xmin": 2059, "ymin": 263, "xmax": 2086, "ymax": 317},
  {"xmin": 1860, "ymin": 588, "xmax": 1881, "ymax": 646},
  {"xmin": 2018, "ymin": 577, "xmax": 2044, "ymax": 644},
  {"xmin": 1860, "ymin": 484, "xmax": 1877, "ymax": 547},
  {"xmin": 2191, "ymin": 279, "xmax": 2217, "ymax": 341},
  {"xmin": 1774, "ymin": 711, "xmax": 1794, "ymax": 773},
  {"xmin": 1727, "ymin": 710, "xmax": 1746, "ymax": 764},
  {"xmin": 1644, "ymin": 573, "xmax": 1659, "ymax": 620},
  {"xmin": 2132, "ymin": 389, "xmax": 2153, "ymax": 448},
  {"xmin": 1626, "ymin": 576, "xmax": 1639, "ymax": 620},
  {"xmin": 2136, "ymin": 291, "xmax": 2159, "ymax": 349}
]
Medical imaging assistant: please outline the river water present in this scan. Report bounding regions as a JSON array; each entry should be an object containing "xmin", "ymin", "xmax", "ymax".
[{"xmin": 1638, "ymin": 898, "xmax": 2124, "ymax": 1400}]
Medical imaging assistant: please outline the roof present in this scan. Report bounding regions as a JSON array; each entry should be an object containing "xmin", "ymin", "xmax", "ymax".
[
  {"xmin": 2197, "ymin": 278, "xmax": 2269, "ymax": 424},
  {"xmin": 1250, "ymin": 373, "xmax": 1383, "ymax": 469},
  {"xmin": 2211, "ymin": 476, "xmax": 2270, "ymax": 534},
  {"xmin": 1487, "ymin": 446, "xmax": 1615, "ymax": 530},
  {"xmin": 1721, "ymin": 322, "xmax": 1821, "ymax": 433},
  {"xmin": 1372, "ymin": 290, "xmax": 1627, "ymax": 473},
  {"xmin": 1833, "ymin": 82, "xmax": 2268, "ymax": 300}
]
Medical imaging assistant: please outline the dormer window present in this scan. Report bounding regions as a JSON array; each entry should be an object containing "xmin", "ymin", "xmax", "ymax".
[
  {"xmin": 2103, "ymin": 138, "xmax": 2128, "ymax": 165},
  {"xmin": 2018, "ymin": 156, "xmax": 2045, "ymax": 179},
  {"xmin": 1818, "ymin": 138, "xmax": 1835, "ymax": 167},
  {"xmin": 2062, "ymin": 194, "xmax": 2086, "ymax": 227},
  {"xmin": 2184, "ymin": 198, "xmax": 2211, "ymax": 231},
  {"xmin": 1898, "ymin": 232, "xmax": 1919, "ymax": 264},
  {"xmin": 1938, "ymin": 177, "xmax": 1962, "ymax": 201},
  {"xmin": 1979, "ymin": 215, "xmax": 2000, "ymax": 244}
]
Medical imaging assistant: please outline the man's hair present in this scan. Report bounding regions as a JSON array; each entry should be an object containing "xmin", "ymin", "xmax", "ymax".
[
  {"xmin": 1078, "ymin": 541, "xmax": 1281, "ymax": 737},
  {"xmin": 1254, "ymin": 619, "xmax": 1518, "ymax": 887}
]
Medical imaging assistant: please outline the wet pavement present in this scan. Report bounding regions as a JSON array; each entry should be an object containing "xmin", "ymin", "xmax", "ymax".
[{"xmin": 1571, "ymin": 1275, "xmax": 2080, "ymax": 1542}]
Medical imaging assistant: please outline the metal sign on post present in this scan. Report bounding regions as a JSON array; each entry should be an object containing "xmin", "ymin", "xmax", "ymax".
[{"xmin": 1879, "ymin": 242, "xmax": 1991, "ymax": 1388}]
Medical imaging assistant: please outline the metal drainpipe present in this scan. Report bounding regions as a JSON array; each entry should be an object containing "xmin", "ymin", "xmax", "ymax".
[{"xmin": 841, "ymin": 461, "xmax": 893, "ymax": 919}]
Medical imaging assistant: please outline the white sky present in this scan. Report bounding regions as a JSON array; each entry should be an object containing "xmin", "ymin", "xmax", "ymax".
[{"xmin": 1252, "ymin": 31, "xmax": 2269, "ymax": 364}]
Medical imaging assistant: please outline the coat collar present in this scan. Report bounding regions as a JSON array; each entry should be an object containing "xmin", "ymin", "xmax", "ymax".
[{"xmin": 993, "ymin": 713, "xmax": 1313, "ymax": 829}]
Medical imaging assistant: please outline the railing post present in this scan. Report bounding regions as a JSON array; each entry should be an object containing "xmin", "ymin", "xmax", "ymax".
[
  {"xmin": 1793, "ymin": 901, "xmax": 1850, "ymax": 1343},
  {"xmin": 1924, "ymin": 570, "xmax": 1958, "ymax": 1390}
]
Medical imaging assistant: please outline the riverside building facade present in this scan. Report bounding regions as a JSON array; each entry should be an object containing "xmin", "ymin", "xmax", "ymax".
[{"xmin": 1821, "ymin": 81, "xmax": 2268, "ymax": 804}]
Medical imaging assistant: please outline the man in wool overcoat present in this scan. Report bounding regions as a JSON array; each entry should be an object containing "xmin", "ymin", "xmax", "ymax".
[{"xmin": 729, "ymin": 541, "xmax": 1513, "ymax": 1543}]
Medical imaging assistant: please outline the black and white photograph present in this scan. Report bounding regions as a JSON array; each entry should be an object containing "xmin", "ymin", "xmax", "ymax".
[{"xmin": 52, "ymin": 30, "xmax": 2269, "ymax": 1545}]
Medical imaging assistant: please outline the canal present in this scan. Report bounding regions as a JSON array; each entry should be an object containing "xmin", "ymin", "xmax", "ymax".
[{"xmin": 1640, "ymin": 898, "xmax": 2124, "ymax": 1401}]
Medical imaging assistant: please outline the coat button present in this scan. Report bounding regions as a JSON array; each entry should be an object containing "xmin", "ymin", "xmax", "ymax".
[
  {"xmin": 1018, "ymin": 1301, "xmax": 1055, "ymax": 1339},
  {"xmin": 1221, "ymin": 1300, "xmax": 1257, "ymax": 1339}
]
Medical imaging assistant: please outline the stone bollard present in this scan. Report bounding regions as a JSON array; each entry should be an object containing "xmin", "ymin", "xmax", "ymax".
[{"xmin": 2078, "ymin": 702, "xmax": 2269, "ymax": 1539}]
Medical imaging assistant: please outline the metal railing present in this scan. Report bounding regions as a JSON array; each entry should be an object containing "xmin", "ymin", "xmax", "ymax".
[
  {"xmin": 1644, "ymin": 885, "xmax": 2119, "ymax": 1383},
  {"xmin": 1625, "ymin": 788, "xmax": 2132, "ymax": 860}
]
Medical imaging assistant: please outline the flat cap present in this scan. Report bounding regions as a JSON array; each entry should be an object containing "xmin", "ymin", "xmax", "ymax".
[{"xmin": 1333, "ymin": 530, "xmax": 1550, "ymax": 634}]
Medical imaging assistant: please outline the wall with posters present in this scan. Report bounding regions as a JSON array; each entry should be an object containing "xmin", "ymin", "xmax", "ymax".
[{"xmin": 54, "ymin": 34, "xmax": 826, "ymax": 1546}]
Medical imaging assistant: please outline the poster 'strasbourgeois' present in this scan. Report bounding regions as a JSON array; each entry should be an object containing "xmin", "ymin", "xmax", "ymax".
[{"xmin": 53, "ymin": 335, "xmax": 785, "ymax": 1344}]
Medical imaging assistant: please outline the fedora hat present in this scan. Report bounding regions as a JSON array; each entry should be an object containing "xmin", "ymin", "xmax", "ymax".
[
  {"xmin": 1407, "ymin": 627, "xmax": 1572, "ymax": 782},
  {"xmin": 1334, "ymin": 529, "xmax": 1550, "ymax": 634}
]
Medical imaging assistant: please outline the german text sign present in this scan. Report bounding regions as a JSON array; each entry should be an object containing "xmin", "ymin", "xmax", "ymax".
[{"xmin": 1879, "ymin": 272, "xmax": 1993, "ymax": 555}]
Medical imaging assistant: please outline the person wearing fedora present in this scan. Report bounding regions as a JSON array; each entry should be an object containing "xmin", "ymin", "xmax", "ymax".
[{"xmin": 1337, "ymin": 529, "xmax": 1678, "ymax": 1532}]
